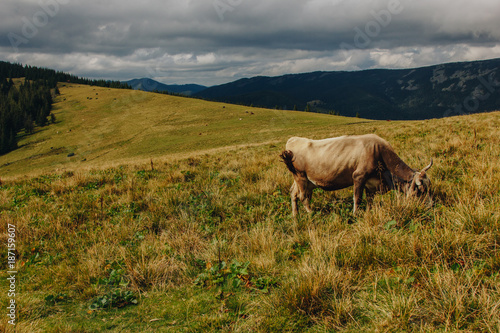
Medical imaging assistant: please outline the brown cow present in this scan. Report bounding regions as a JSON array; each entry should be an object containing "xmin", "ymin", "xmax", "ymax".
[{"xmin": 280, "ymin": 134, "xmax": 432, "ymax": 216}]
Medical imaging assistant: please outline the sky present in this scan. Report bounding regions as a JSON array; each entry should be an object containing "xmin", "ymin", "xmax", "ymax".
[{"xmin": 1, "ymin": 0, "xmax": 500, "ymax": 86}]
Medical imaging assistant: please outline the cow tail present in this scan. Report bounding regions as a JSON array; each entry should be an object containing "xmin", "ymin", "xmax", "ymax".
[{"xmin": 280, "ymin": 150, "xmax": 297, "ymax": 174}]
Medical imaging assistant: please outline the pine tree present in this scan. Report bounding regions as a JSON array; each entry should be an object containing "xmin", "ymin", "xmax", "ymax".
[{"xmin": 24, "ymin": 115, "xmax": 34, "ymax": 134}]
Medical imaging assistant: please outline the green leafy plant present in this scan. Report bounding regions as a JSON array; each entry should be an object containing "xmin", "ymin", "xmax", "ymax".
[
  {"xmin": 384, "ymin": 220, "xmax": 397, "ymax": 230},
  {"xmin": 45, "ymin": 293, "xmax": 69, "ymax": 306},
  {"xmin": 194, "ymin": 259, "xmax": 250, "ymax": 290},
  {"xmin": 89, "ymin": 262, "xmax": 138, "ymax": 310},
  {"xmin": 253, "ymin": 276, "xmax": 279, "ymax": 293},
  {"xmin": 289, "ymin": 240, "xmax": 310, "ymax": 260},
  {"xmin": 90, "ymin": 290, "xmax": 137, "ymax": 310}
]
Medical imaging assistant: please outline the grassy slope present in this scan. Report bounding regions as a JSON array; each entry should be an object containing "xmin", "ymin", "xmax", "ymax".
[
  {"xmin": 0, "ymin": 84, "xmax": 499, "ymax": 332},
  {"xmin": 0, "ymin": 84, "xmax": 364, "ymax": 178}
]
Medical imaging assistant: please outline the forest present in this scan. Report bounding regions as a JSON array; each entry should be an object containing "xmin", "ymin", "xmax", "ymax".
[{"xmin": 0, "ymin": 61, "xmax": 130, "ymax": 155}]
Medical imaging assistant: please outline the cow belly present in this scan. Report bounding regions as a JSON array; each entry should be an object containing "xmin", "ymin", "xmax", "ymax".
[
  {"xmin": 307, "ymin": 175, "xmax": 353, "ymax": 191},
  {"xmin": 319, "ymin": 183, "xmax": 353, "ymax": 191}
]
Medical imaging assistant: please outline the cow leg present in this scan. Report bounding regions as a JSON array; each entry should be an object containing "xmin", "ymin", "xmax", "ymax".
[
  {"xmin": 352, "ymin": 171, "xmax": 367, "ymax": 215},
  {"xmin": 293, "ymin": 176, "xmax": 314, "ymax": 215},
  {"xmin": 302, "ymin": 185, "xmax": 313, "ymax": 213},
  {"xmin": 290, "ymin": 181, "xmax": 299, "ymax": 216}
]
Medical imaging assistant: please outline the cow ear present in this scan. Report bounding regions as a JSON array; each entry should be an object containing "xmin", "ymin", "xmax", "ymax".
[{"xmin": 415, "ymin": 177, "xmax": 422, "ymax": 186}]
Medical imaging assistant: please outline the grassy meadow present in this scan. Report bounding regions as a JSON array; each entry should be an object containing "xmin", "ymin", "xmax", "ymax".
[
  {"xmin": 0, "ymin": 84, "xmax": 499, "ymax": 332},
  {"xmin": 0, "ymin": 84, "xmax": 364, "ymax": 178}
]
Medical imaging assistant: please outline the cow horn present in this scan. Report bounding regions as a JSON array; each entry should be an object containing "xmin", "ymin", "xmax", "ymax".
[{"xmin": 421, "ymin": 159, "xmax": 433, "ymax": 173}]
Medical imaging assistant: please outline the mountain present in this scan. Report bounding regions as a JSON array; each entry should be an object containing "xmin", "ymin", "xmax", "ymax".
[
  {"xmin": 124, "ymin": 78, "xmax": 206, "ymax": 96},
  {"xmin": 195, "ymin": 58, "xmax": 500, "ymax": 120}
]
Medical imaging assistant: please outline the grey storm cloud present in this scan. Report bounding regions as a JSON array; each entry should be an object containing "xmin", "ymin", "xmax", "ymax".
[{"xmin": 1, "ymin": 0, "xmax": 500, "ymax": 85}]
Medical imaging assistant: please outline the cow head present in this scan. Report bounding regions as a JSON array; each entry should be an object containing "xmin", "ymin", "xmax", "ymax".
[{"xmin": 409, "ymin": 159, "xmax": 433, "ymax": 196}]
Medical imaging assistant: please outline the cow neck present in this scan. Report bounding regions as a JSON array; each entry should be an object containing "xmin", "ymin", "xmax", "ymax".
[{"xmin": 381, "ymin": 149, "xmax": 416, "ymax": 183}]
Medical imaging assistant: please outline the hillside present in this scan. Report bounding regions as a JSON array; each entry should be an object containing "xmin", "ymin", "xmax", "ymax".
[
  {"xmin": 0, "ymin": 61, "xmax": 131, "ymax": 156},
  {"xmin": 195, "ymin": 58, "xmax": 500, "ymax": 120},
  {"xmin": 123, "ymin": 78, "xmax": 206, "ymax": 96},
  {"xmin": 0, "ymin": 104, "xmax": 499, "ymax": 331},
  {"xmin": 0, "ymin": 83, "xmax": 365, "ymax": 178}
]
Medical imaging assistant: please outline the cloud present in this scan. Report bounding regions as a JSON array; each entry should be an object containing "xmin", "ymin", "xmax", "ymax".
[{"xmin": 1, "ymin": 0, "xmax": 500, "ymax": 85}]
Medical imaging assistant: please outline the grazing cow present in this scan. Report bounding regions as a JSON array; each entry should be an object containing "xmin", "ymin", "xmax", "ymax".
[{"xmin": 280, "ymin": 134, "xmax": 432, "ymax": 216}]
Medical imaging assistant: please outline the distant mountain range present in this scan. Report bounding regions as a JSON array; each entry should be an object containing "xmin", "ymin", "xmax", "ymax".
[
  {"xmin": 195, "ymin": 58, "xmax": 500, "ymax": 120},
  {"xmin": 123, "ymin": 78, "xmax": 206, "ymax": 96}
]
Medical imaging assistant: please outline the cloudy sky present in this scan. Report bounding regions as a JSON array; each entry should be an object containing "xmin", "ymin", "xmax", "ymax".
[{"xmin": 1, "ymin": 0, "xmax": 500, "ymax": 86}]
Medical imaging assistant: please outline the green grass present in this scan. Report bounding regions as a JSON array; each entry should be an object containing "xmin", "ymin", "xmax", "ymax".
[{"xmin": 0, "ymin": 85, "xmax": 499, "ymax": 332}]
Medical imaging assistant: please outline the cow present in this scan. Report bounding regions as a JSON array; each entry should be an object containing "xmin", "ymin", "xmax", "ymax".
[{"xmin": 279, "ymin": 134, "xmax": 432, "ymax": 216}]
